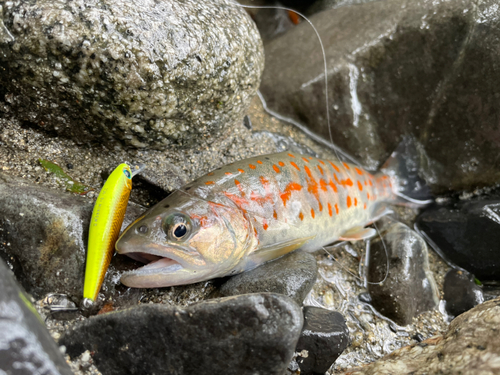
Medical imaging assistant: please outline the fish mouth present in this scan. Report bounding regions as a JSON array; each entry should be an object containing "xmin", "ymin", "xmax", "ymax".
[{"xmin": 116, "ymin": 236, "xmax": 209, "ymax": 288}]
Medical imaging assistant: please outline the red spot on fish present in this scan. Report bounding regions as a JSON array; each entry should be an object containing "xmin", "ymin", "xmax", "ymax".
[
  {"xmin": 311, "ymin": 209, "xmax": 315, "ymax": 218},
  {"xmin": 288, "ymin": 153, "xmax": 295, "ymax": 158},
  {"xmin": 257, "ymin": 160, "xmax": 263, "ymax": 164},
  {"xmin": 343, "ymin": 162, "xmax": 350, "ymax": 170},
  {"xmin": 335, "ymin": 203, "xmax": 339, "ymax": 214},
  {"xmin": 302, "ymin": 157, "xmax": 309, "ymax": 163},
  {"xmin": 278, "ymin": 161, "xmax": 285, "ymax": 167},
  {"xmin": 355, "ymin": 167, "xmax": 363, "ymax": 175},
  {"xmin": 249, "ymin": 164, "xmax": 256, "ymax": 169},
  {"xmin": 273, "ymin": 164, "xmax": 280, "ymax": 173},
  {"xmin": 225, "ymin": 172, "xmax": 232, "ymax": 176},
  {"xmin": 205, "ymin": 181, "xmax": 214, "ymax": 185},
  {"xmin": 329, "ymin": 162, "xmax": 340, "ymax": 172},
  {"xmin": 347, "ymin": 196, "xmax": 352, "ymax": 208},
  {"xmin": 290, "ymin": 161, "xmax": 300, "ymax": 170},
  {"xmin": 273, "ymin": 210, "xmax": 278, "ymax": 220},
  {"xmin": 280, "ymin": 182, "xmax": 302, "ymax": 206},
  {"xmin": 357, "ymin": 181, "xmax": 363, "ymax": 191},
  {"xmin": 328, "ymin": 203, "xmax": 333, "ymax": 217},
  {"xmin": 317, "ymin": 165, "xmax": 324, "ymax": 175},
  {"xmin": 224, "ymin": 192, "xmax": 248, "ymax": 210},
  {"xmin": 238, "ymin": 168, "xmax": 245, "ymax": 173},
  {"xmin": 299, "ymin": 212, "xmax": 304, "ymax": 221}
]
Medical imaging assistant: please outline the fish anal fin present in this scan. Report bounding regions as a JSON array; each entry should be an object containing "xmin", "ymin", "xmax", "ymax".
[
  {"xmin": 339, "ymin": 227, "xmax": 376, "ymax": 242},
  {"xmin": 240, "ymin": 236, "xmax": 314, "ymax": 272}
]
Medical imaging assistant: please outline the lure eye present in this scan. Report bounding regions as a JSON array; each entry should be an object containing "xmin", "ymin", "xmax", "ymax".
[
  {"xmin": 164, "ymin": 213, "xmax": 191, "ymax": 241},
  {"xmin": 123, "ymin": 169, "xmax": 131, "ymax": 179}
]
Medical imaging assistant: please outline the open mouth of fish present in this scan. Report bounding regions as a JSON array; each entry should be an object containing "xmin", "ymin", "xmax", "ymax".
[{"xmin": 124, "ymin": 252, "xmax": 182, "ymax": 271}]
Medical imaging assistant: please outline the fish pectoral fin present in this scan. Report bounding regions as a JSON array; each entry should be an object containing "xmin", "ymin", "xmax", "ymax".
[
  {"xmin": 339, "ymin": 227, "xmax": 376, "ymax": 242},
  {"xmin": 240, "ymin": 236, "xmax": 314, "ymax": 272},
  {"xmin": 368, "ymin": 206, "xmax": 394, "ymax": 224}
]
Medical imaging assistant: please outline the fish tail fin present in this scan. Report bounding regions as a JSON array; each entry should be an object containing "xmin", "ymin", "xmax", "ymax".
[{"xmin": 381, "ymin": 136, "xmax": 433, "ymax": 207}]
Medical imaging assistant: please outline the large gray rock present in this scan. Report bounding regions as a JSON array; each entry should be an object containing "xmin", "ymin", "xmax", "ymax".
[
  {"xmin": 0, "ymin": 0, "xmax": 263, "ymax": 149},
  {"xmin": 60, "ymin": 293, "xmax": 304, "ymax": 375},
  {"xmin": 0, "ymin": 258, "xmax": 73, "ymax": 375},
  {"xmin": 367, "ymin": 218, "xmax": 439, "ymax": 326},
  {"xmin": 0, "ymin": 172, "xmax": 145, "ymax": 300},
  {"xmin": 338, "ymin": 297, "xmax": 500, "ymax": 374},
  {"xmin": 260, "ymin": 0, "xmax": 500, "ymax": 193}
]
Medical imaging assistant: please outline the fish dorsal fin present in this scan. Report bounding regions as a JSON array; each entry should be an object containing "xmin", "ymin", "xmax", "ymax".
[
  {"xmin": 240, "ymin": 236, "xmax": 314, "ymax": 272},
  {"xmin": 339, "ymin": 227, "xmax": 376, "ymax": 242}
]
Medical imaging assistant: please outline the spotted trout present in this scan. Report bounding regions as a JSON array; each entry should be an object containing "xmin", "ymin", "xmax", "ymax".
[{"xmin": 115, "ymin": 151, "xmax": 401, "ymax": 288}]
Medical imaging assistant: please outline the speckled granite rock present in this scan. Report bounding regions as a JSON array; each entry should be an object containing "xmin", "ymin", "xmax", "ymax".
[
  {"xmin": 0, "ymin": 0, "xmax": 263, "ymax": 149},
  {"xmin": 217, "ymin": 250, "xmax": 318, "ymax": 305},
  {"xmin": 0, "ymin": 258, "xmax": 73, "ymax": 375},
  {"xmin": 60, "ymin": 293, "xmax": 304, "ymax": 375},
  {"xmin": 0, "ymin": 172, "xmax": 145, "ymax": 300},
  {"xmin": 339, "ymin": 297, "xmax": 500, "ymax": 375},
  {"xmin": 367, "ymin": 218, "xmax": 439, "ymax": 326},
  {"xmin": 261, "ymin": 0, "xmax": 500, "ymax": 193}
]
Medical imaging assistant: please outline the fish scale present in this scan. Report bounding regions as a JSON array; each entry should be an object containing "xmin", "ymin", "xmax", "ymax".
[{"xmin": 116, "ymin": 151, "xmax": 396, "ymax": 288}]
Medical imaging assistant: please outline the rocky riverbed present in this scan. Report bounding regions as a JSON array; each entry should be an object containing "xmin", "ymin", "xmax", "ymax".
[{"xmin": 2, "ymin": 0, "xmax": 500, "ymax": 374}]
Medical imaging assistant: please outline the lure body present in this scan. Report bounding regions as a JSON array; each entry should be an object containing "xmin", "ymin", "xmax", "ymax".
[
  {"xmin": 84, "ymin": 164, "xmax": 133, "ymax": 301},
  {"xmin": 116, "ymin": 152, "xmax": 395, "ymax": 288}
]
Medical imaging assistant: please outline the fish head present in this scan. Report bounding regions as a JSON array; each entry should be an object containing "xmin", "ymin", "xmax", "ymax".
[{"xmin": 116, "ymin": 190, "xmax": 256, "ymax": 287}]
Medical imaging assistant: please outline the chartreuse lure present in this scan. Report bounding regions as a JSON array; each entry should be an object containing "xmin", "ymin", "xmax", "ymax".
[{"xmin": 83, "ymin": 163, "xmax": 143, "ymax": 304}]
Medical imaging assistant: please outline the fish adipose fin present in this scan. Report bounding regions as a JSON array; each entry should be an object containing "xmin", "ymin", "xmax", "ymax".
[
  {"xmin": 241, "ymin": 236, "xmax": 315, "ymax": 272},
  {"xmin": 339, "ymin": 227, "xmax": 376, "ymax": 242},
  {"xmin": 382, "ymin": 136, "xmax": 433, "ymax": 206}
]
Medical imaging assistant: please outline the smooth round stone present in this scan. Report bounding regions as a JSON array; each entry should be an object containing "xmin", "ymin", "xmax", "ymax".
[
  {"xmin": 415, "ymin": 200, "xmax": 500, "ymax": 281},
  {"xmin": 60, "ymin": 293, "xmax": 303, "ymax": 375},
  {"xmin": 217, "ymin": 250, "xmax": 318, "ymax": 305},
  {"xmin": 295, "ymin": 307, "xmax": 349, "ymax": 375},
  {"xmin": 443, "ymin": 269, "xmax": 484, "ymax": 318}
]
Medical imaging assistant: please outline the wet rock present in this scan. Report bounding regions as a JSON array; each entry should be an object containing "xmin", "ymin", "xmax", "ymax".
[
  {"xmin": 305, "ymin": 0, "xmax": 382, "ymax": 15},
  {"xmin": 0, "ymin": 258, "xmax": 73, "ymax": 375},
  {"xmin": 218, "ymin": 250, "xmax": 318, "ymax": 305},
  {"xmin": 338, "ymin": 297, "xmax": 500, "ymax": 374},
  {"xmin": 295, "ymin": 307, "xmax": 349, "ymax": 375},
  {"xmin": 60, "ymin": 293, "xmax": 303, "ymax": 375},
  {"xmin": 367, "ymin": 218, "xmax": 439, "ymax": 325},
  {"xmin": 0, "ymin": 172, "xmax": 145, "ymax": 300},
  {"xmin": 415, "ymin": 200, "xmax": 500, "ymax": 281},
  {"xmin": 443, "ymin": 269, "xmax": 483, "ymax": 318},
  {"xmin": 260, "ymin": 0, "xmax": 500, "ymax": 193},
  {"xmin": 0, "ymin": 0, "xmax": 263, "ymax": 149}
]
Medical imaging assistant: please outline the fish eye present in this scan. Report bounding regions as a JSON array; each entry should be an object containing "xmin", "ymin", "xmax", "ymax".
[{"xmin": 164, "ymin": 213, "xmax": 191, "ymax": 241}]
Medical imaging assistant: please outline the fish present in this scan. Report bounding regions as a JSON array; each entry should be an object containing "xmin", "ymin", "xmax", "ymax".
[
  {"xmin": 115, "ymin": 151, "xmax": 398, "ymax": 288},
  {"xmin": 84, "ymin": 163, "xmax": 140, "ymax": 303}
]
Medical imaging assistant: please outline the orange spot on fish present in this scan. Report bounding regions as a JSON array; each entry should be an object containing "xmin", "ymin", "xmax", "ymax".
[
  {"xmin": 288, "ymin": 10, "xmax": 300, "ymax": 25},
  {"xmin": 367, "ymin": 192, "xmax": 370, "ymax": 200},
  {"xmin": 288, "ymin": 153, "xmax": 295, "ymax": 158},
  {"xmin": 319, "ymin": 179, "xmax": 328, "ymax": 192},
  {"xmin": 364, "ymin": 180, "xmax": 368, "ymax": 186},
  {"xmin": 364, "ymin": 203, "xmax": 367, "ymax": 209},
  {"xmin": 273, "ymin": 164, "xmax": 280, "ymax": 173},
  {"xmin": 311, "ymin": 209, "xmax": 315, "ymax": 218},
  {"xmin": 290, "ymin": 161, "xmax": 300, "ymax": 170},
  {"xmin": 205, "ymin": 181, "xmax": 214, "ymax": 185},
  {"xmin": 263, "ymin": 221, "xmax": 269, "ymax": 230},
  {"xmin": 302, "ymin": 157, "xmax": 309, "ymax": 163},
  {"xmin": 279, "ymin": 161, "xmax": 285, "ymax": 167},
  {"xmin": 334, "ymin": 174, "xmax": 341, "ymax": 185},
  {"xmin": 273, "ymin": 210, "xmax": 278, "ymax": 220},
  {"xmin": 317, "ymin": 165, "xmax": 324, "ymax": 175},
  {"xmin": 369, "ymin": 180, "xmax": 373, "ymax": 187},
  {"xmin": 328, "ymin": 179, "xmax": 338, "ymax": 192},
  {"xmin": 257, "ymin": 160, "xmax": 263, "ymax": 164},
  {"xmin": 354, "ymin": 197, "xmax": 358, "ymax": 206},
  {"xmin": 207, "ymin": 172, "xmax": 214, "ymax": 176},
  {"xmin": 225, "ymin": 172, "xmax": 232, "ymax": 176},
  {"xmin": 355, "ymin": 167, "xmax": 363, "ymax": 175},
  {"xmin": 318, "ymin": 202, "xmax": 323, "ymax": 212},
  {"xmin": 299, "ymin": 212, "xmax": 304, "ymax": 221},
  {"xmin": 280, "ymin": 182, "xmax": 302, "ymax": 206},
  {"xmin": 249, "ymin": 164, "xmax": 256, "ymax": 169},
  {"xmin": 347, "ymin": 196, "xmax": 352, "ymax": 208},
  {"xmin": 304, "ymin": 166, "xmax": 321, "ymax": 206},
  {"xmin": 343, "ymin": 162, "xmax": 350, "ymax": 170},
  {"xmin": 319, "ymin": 160, "xmax": 325, "ymax": 165},
  {"xmin": 238, "ymin": 168, "xmax": 245, "ymax": 173},
  {"xmin": 357, "ymin": 181, "xmax": 363, "ymax": 191},
  {"xmin": 329, "ymin": 162, "xmax": 340, "ymax": 173},
  {"xmin": 335, "ymin": 203, "xmax": 339, "ymax": 214},
  {"xmin": 343, "ymin": 178, "xmax": 353, "ymax": 187},
  {"xmin": 328, "ymin": 203, "xmax": 333, "ymax": 217}
]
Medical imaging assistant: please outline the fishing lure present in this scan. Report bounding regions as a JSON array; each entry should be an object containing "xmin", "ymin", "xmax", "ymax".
[
  {"xmin": 83, "ymin": 163, "xmax": 143, "ymax": 303},
  {"xmin": 115, "ymin": 152, "xmax": 403, "ymax": 288}
]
